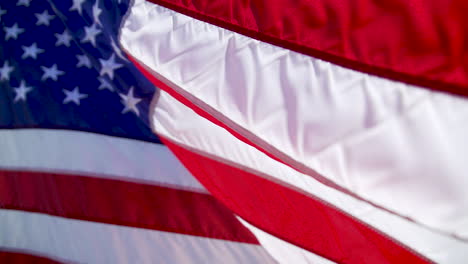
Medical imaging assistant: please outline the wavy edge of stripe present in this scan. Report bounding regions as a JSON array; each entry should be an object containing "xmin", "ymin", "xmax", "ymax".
[
  {"xmin": 143, "ymin": 0, "xmax": 468, "ymax": 98},
  {"xmin": 160, "ymin": 135, "xmax": 433, "ymax": 264},
  {"xmin": 0, "ymin": 128, "xmax": 208, "ymax": 193}
]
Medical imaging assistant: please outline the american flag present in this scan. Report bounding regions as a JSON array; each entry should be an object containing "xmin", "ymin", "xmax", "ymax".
[
  {"xmin": 0, "ymin": 0, "xmax": 274, "ymax": 263},
  {"xmin": 1, "ymin": 0, "xmax": 468, "ymax": 263}
]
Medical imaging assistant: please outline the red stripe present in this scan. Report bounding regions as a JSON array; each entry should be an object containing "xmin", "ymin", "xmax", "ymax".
[
  {"xmin": 146, "ymin": 0, "xmax": 468, "ymax": 98},
  {"xmin": 162, "ymin": 138, "xmax": 431, "ymax": 264},
  {"xmin": 0, "ymin": 251, "xmax": 62, "ymax": 264},
  {"xmin": 0, "ymin": 170, "xmax": 258, "ymax": 244}
]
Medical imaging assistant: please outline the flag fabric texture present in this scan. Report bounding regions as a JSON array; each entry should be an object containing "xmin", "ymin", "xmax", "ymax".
[
  {"xmin": 0, "ymin": 0, "xmax": 274, "ymax": 263},
  {"xmin": 1, "ymin": 0, "xmax": 468, "ymax": 263}
]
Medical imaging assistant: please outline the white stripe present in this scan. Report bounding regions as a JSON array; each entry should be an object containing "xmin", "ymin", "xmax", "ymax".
[
  {"xmin": 238, "ymin": 218, "xmax": 337, "ymax": 264},
  {"xmin": 0, "ymin": 209, "xmax": 275, "ymax": 264},
  {"xmin": 153, "ymin": 90, "xmax": 468, "ymax": 263},
  {"xmin": 0, "ymin": 129, "xmax": 206, "ymax": 192},
  {"xmin": 121, "ymin": 0, "xmax": 468, "ymax": 239}
]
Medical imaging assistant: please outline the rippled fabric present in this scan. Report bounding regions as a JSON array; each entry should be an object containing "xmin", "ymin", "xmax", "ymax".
[
  {"xmin": 121, "ymin": 0, "xmax": 468, "ymax": 241},
  {"xmin": 153, "ymin": 89, "xmax": 468, "ymax": 263},
  {"xmin": 144, "ymin": 0, "xmax": 468, "ymax": 96}
]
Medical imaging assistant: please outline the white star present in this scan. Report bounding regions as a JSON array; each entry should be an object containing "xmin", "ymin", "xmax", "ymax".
[
  {"xmin": 41, "ymin": 64, "xmax": 64, "ymax": 81},
  {"xmin": 55, "ymin": 30, "xmax": 72, "ymax": 47},
  {"xmin": 111, "ymin": 38, "xmax": 128, "ymax": 62},
  {"xmin": 4, "ymin": 23, "xmax": 24, "ymax": 40},
  {"xmin": 0, "ymin": 7, "xmax": 7, "ymax": 21},
  {"xmin": 35, "ymin": 10, "xmax": 55, "ymax": 26},
  {"xmin": 13, "ymin": 80, "xmax": 33, "ymax": 102},
  {"xmin": 99, "ymin": 54, "xmax": 122, "ymax": 80},
  {"xmin": 76, "ymin": 54, "xmax": 91, "ymax": 68},
  {"xmin": 17, "ymin": 0, "xmax": 32, "ymax": 7},
  {"xmin": 98, "ymin": 76, "xmax": 114, "ymax": 91},
  {"xmin": 0, "ymin": 61, "xmax": 14, "ymax": 81},
  {"xmin": 69, "ymin": 0, "xmax": 85, "ymax": 15},
  {"xmin": 81, "ymin": 23, "xmax": 101, "ymax": 47},
  {"xmin": 92, "ymin": 1, "xmax": 102, "ymax": 26},
  {"xmin": 63, "ymin": 87, "xmax": 87, "ymax": 105},
  {"xmin": 119, "ymin": 87, "xmax": 142, "ymax": 116},
  {"xmin": 21, "ymin": 42, "xmax": 44, "ymax": 59}
]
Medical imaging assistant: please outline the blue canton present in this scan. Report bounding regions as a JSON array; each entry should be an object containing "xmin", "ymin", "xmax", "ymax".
[{"xmin": 0, "ymin": 0, "xmax": 161, "ymax": 143}]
